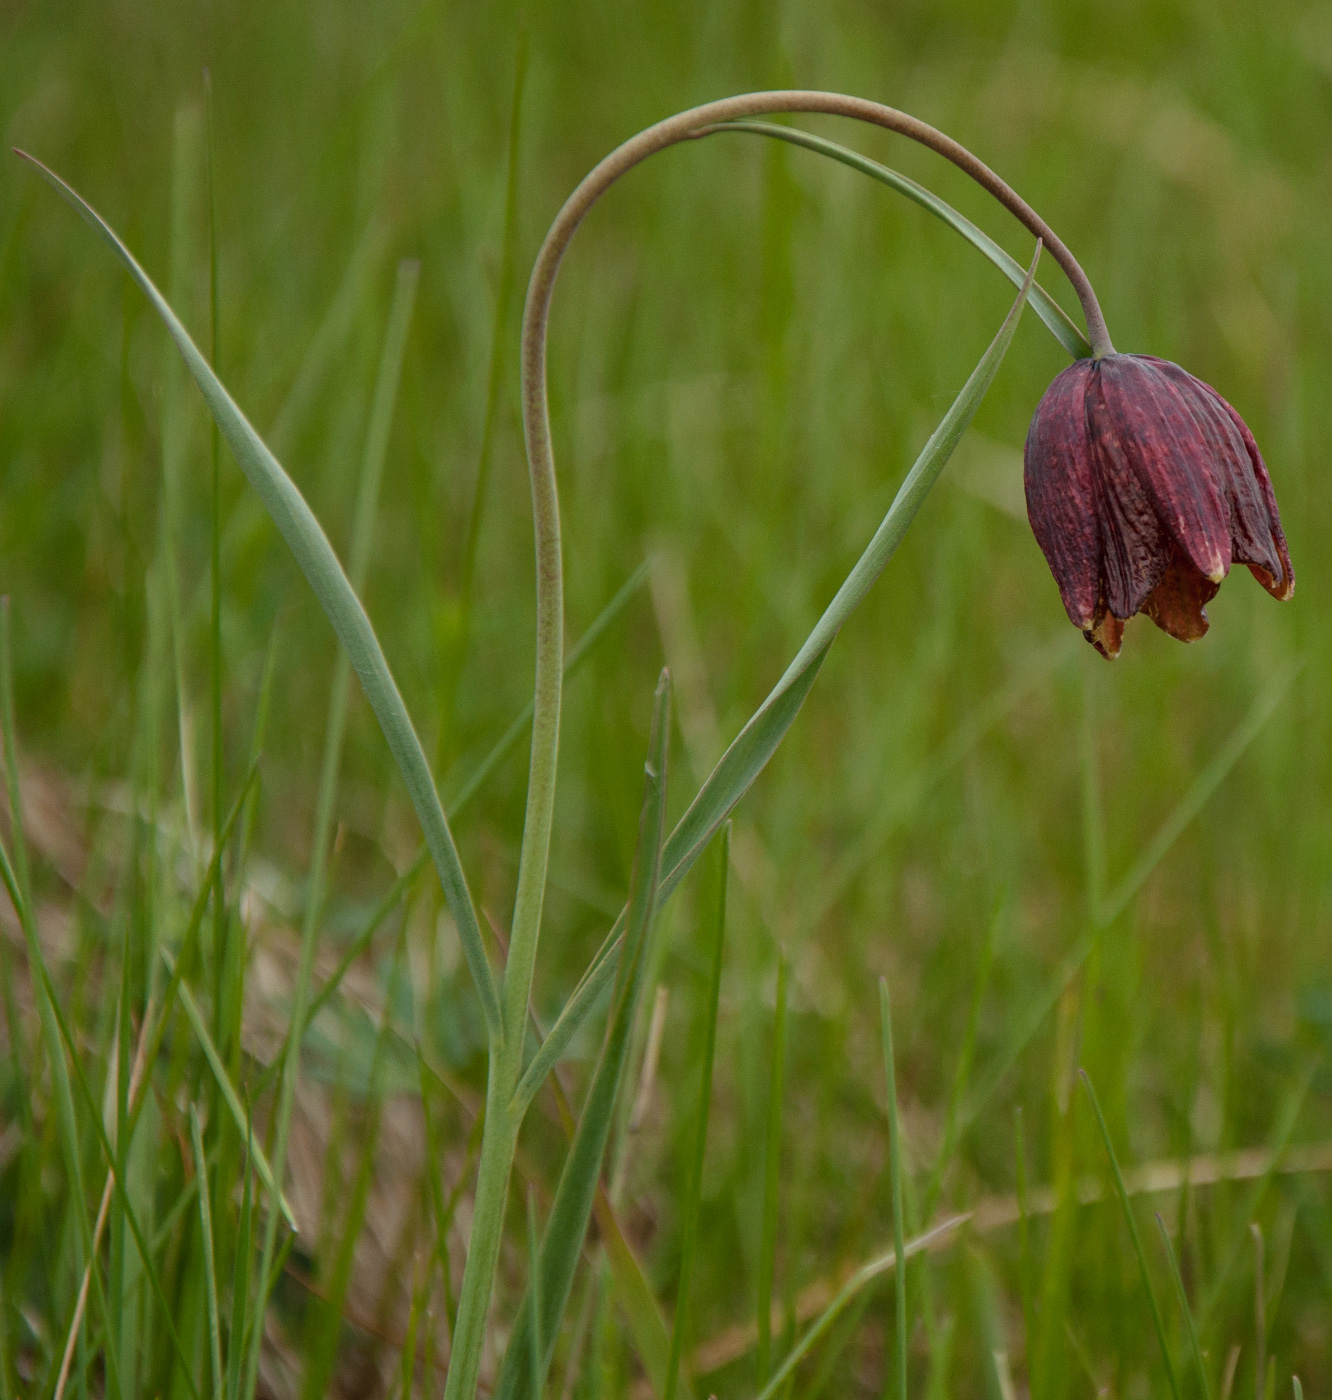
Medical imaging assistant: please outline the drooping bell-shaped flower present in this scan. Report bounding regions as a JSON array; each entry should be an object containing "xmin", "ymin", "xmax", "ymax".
[{"xmin": 1024, "ymin": 353, "xmax": 1294, "ymax": 657}]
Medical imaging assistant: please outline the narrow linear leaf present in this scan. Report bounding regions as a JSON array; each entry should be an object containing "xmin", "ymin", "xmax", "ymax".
[
  {"xmin": 706, "ymin": 120, "xmax": 1091, "ymax": 359},
  {"xmin": 162, "ymin": 951, "xmax": 297, "ymax": 1230},
  {"xmin": 1155, "ymin": 1213, "xmax": 1212, "ymax": 1400},
  {"xmin": 525, "ymin": 244, "xmax": 1041, "ymax": 1100},
  {"xmin": 663, "ymin": 827, "xmax": 728, "ymax": 1400},
  {"xmin": 880, "ymin": 978, "xmax": 908, "ymax": 1400},
  {"xmin": 225, "ymin": 1121, "xmax": 254, "ymax": 1400},
  {"xmin": 189, "ymin": 1107, "xmax": 224, "ymax": 1400},
  {"xmin": 756, "ymin": 949, "xmax": 788, "ymax": 1388},
  {"xmin": 37, "ymin": 958, "xmax": 202, "ymax": 1400},
  {"xmin": 495, "ymin": 671, "xmax": 673, "ymax": 1400},
  {"xmin": 752, "ymin": 1215, "xmax": 969, "ymax": 1400},
  {"xmin": 1080, "ymin": 1071, "xmax": 1181, "ymax": 1400},
  {"xmin": 17, "ymin": 151, "xmax": 501, "ymax": 1039}
]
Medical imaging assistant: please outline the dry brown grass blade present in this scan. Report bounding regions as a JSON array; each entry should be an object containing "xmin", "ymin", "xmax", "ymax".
[{"xmin": 678, "ymin": 1140, "xmax": 1332, "ymax": 1383}]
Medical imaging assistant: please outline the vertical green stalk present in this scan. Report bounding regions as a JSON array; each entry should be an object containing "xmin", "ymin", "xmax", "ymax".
[
  {"xmin": 1080, "ymin": 1071, "xmax": 1181, "ymax": 1400},
  {"xmin": 0, "ymin": 605, "xmax": 86, "ymax": 1297},
  {"xmin": 756, "ymin": 949, "xmax": 788, "ymax": 1387},
  {"xmin": 1155, "ymin": 1213, "xmax": 1212, "ymax": 1400},
  {"xmin": 1252, "ymin": 1224, "xmax": 1266, "ymax": 1400},
  {"xmin": 225, "ymin": 1120, "xmax": 253, "ymax": 1400},
  {"xmin": 442, "ymin": 100, "xmax": 1055, "ymax": 1396},
  {"xmin": 880, "ymin": 977, "xmax": 908, "ymax": 1400},
  {"xmin": 205, "ymin": 70, "xmax": 225, "ymax": 1045},
  {"xmin": 1013, "ymin": 1107, "xmax": 1036, "ymax": 1369},
  {"xmin": 663, "ymin": 825, "xmax": 729, "ymax": 1400},
  {"xmin": 189, "ymin": 1108, "xmax": 223, "ymax": 1400},
  {"xmin": 527, "ymin": 1190, "xmax": 543, "ymax": 1400},
  {"xmin": 0, "ymin": 601, "xmax": 29, "ymax": 1136}
]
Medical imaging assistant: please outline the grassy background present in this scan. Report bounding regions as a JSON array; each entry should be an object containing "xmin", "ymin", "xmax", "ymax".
[{"xmin": 1, "ymin": 0, "xmax": 1330, "ymax": 1395}]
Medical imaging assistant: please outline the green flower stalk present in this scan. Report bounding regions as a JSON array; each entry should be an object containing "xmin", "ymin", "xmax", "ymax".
[{"xmin": 445, "ymin": 88, "xmax": 1112, "ymax": 1400}]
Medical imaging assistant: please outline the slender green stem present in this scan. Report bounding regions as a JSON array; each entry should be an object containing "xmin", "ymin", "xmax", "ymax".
[
  {"xmin": 190, "ymin": 1107, "xmax": 223, "ymax": 1400},
  {"xmin": 756, "ymin": 948, "xmax": 788, "ymax": 1387},
  {"xmin": 1080, "ymin": 1071, "xmax": 1181, "ymax": 1400},
  {"xmin": 880, "ymin": 978, "xmax": 908, "ymax": 1400},
  {"xmin": 1155, "ymin": 1213, "xmax": 1212, "ymax": 1400},
  {"xmin": 205, "ymin": 69, "xmax": 226, "ymax": 1050},
  {"xmin": 450, "ymin": 95, "xmax": 1064, "ymax": 1400},
  {"xmin": 663, "ymin": 826, "xmax": 729, "ymax": 1400}
]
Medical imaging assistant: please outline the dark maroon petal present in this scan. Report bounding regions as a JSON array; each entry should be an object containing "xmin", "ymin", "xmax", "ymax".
[
  {"xmin": 1141, "ymin": 358, "xmax": 1286, "ymax": 590},
  {"xmin": 1199, "ymin": 383, "xmax": 1295, "ymax": 601},
  {"xmin": 1085, "ymin": 368, "xmax": 1172, "ymax": 619},
  {"xmin": 1024, "ymin": 361, "xmax": 1100, "ymax": 629},
  {"xmin": 1142, "ymin": 547, "xmax": 1220, "ymax": 642},
  {"xmin": 1088, "ymin": 355, "xmax": 1231, "ymax": 583}
]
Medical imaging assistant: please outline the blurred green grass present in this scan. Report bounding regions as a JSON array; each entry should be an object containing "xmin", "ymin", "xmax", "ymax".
[{"xmin": 1, "ymin": 0, "xmax": 1330, "ymax": 1395}]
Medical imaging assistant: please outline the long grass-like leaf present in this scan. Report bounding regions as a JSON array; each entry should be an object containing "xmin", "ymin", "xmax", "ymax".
[
  {"xmin": 1155, "ymin": 1213, "xmax": 1212, "ymax": 1400},
  {"xmin": 37, "ymin": 957, "xmax": 202, "ymax": 1400},
  {"xmin": 0, "ymin": 610, "xmax": 87, "ymax": 1302},
  {"xmin": 704, "ymin": 120, "xmax": 1091, "ymax": 359},
  {"xmin": 162, "ymin": 952, "xmax": 297, "ymax": 1229},
  {"xmin": 880, "ymin": 977, "xmax": 908, "ymax": 1400},
  {"xmin": 756, "ymin": 948, "xmax": 788, "ymax": 1388},
  {"xmin": 16, "ymin": 151, "xmax": 501, "ymax": 1040},
  {"xmin": 519, "ymin": 242, "xmax": 1040, "ymax": 1108},
  {"xmin": 751, "ymin": 1216, "xmax": 968, "ymax": 1400},
  {"xmin": 494, "ymin": 671, "xmax": 673, "ymax": 1400},
  {"xmin": 0, "ymin": 603, "xmax": 31, "ymax": 1133},
  {"xmin": 190, "ymin": 1106, "xmax": 224, "ymax": 1400},
  {"xmin": 663, "ymin": 827, "xmax": 729, "ymax": 1400},
  {"xmin": 226, "ymin": 1120, "xmax": 254, "ymax": 1400},
  {"xmin": 1080, "ymin": 1071, "xmax": 1181, "ymax": 1400}
]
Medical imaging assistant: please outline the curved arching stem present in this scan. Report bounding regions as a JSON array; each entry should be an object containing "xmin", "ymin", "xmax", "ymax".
[
  {"xmin": 515, "ymin": 84, "xmax": 1112, "ymax": 1034},
  {"xmin": 446, "ymin": 90, "xmax": 1110, "ymax": 1400}
]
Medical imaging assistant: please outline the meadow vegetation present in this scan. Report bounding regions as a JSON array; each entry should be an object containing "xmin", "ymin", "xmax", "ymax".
[{"xmin": 0, "ymin": 2, "xmax": 1328, "ymax": 1397}]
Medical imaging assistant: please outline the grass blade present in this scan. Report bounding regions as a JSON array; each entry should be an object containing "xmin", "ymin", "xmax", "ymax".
[
  {"xmin": 1252, "ymin": 1223, "xmax": 1266, "ymax": 1400},
  {"xmin": 1014, "ymin": 1107, "xmax": 1036, "ymax": 1365},
  {"xmin": 226, "ymin": 1119, "xmax": 254, "ymax": 1400},
  {"xmin": 16, "ymin": 150, "xmax": 501, "ymax": 1039},
  {"xmin": 494, "ymin": 670, "xmax": 673, "ymax": 1400},
  {"xmin": 752, "ymin": 1216, "xmax": 968, "ymax": 1400},
  {"xmin": 756, "ymin": 949, "xmax": 788, "ymax": 1388},
  {"xmin": 1155, "ymin": 1213, "xmax": 1212, "ymax": 1400},
  {"xmin": 527, "ymin": 1189, "xmax": 543, "ymax": 1400},
  {"xmin": 162, "ymin": 951, "xmax": 297, "ymax": 1229},
  {"xmin": 880, "ymin": 977, "xmax": 908, "ymax": 1400},
  {"xmin": 0, "ymin": 603, "xmax": 31, "ymax": 1136},
  {"xmin": 189, "ymin": 1106, "xmax": 224, "ymax": 1400},
  {"xmin": 663, "ymin": 826, "xmax": 729, "ymax": 1400},
  {"xmin": 523, "ymin": 245, "xmax": 1040, "ymax": 1101},
  {"xmin": 704, "ymin": 119, "xmax": 1091, "ymax": 359},
  {"xmin": 1079, "ymin": 1071, "xmax": 1181, "ymax": 1400},
  {"xmin": 36, "ymin": 956, "xmax": 202, "ymax": 1400}
]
